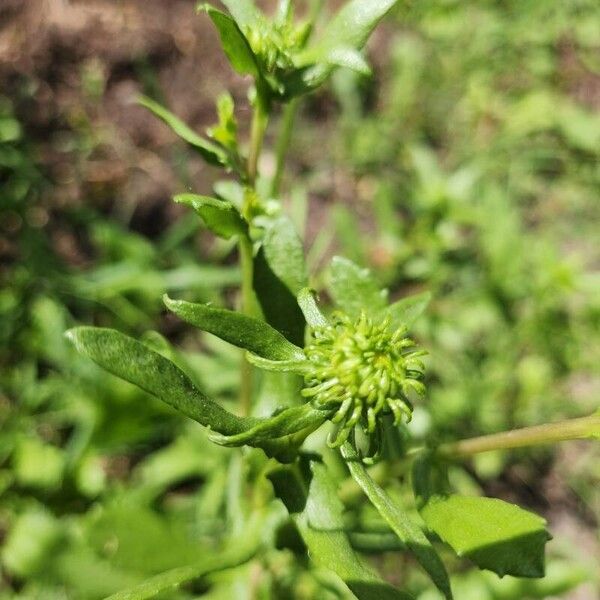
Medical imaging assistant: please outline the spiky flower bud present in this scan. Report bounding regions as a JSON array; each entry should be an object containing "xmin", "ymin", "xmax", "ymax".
[{"xmin": 302, "ymin": 311, "xmax": 426, "ymax": 449}]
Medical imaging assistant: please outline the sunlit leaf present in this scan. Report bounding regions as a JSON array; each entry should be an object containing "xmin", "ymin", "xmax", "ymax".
[
  {"xmin": 341, "ymin": 443, "xmax": 452, "ymax": 599},
  {"xmin": 383, "ymin": 291, "xmax": 432, "ymax": 329},
  {"xmin": 218, "ymin": 0, "xmax": 261, "ymax": 29},
  {"xmin": 413, "ymin": 456, "xmax": 550, "ymax": 578},
  {"xmin": 66, "ymin": 327, "xmax": 251, "ymax": 436},
  {"xmin": 163, "ymin": 296, "xmax": 304, "ymax": 361},
  {"xmin": 203, "ymin": 6, "xmax": 260, "ymax": 77},
  {"xmin": 325, "ymin": 47, "xmax": 372, "ymax": 76},
  {"xmin": 297, "ymin": 288, "xmax": 328, "ymax": 328},
  {"xmin": 174, "ymin": 193, "xmax": 247, "ymax": 239},
  {"xmin": 329, "ymin": 256, "xmax": 387, "ymax": 318},
  {"xmin": 269, "ymin": 459, "xmax": 414, "ymax": 600},
  {"xmin": 137, "ymin": 96, "xmax": 226, "ymax": 165}
]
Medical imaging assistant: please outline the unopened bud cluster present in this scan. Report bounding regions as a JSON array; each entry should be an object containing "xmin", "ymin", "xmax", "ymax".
[
  {"xmin": 302, "ymin": 311, "xmax": 426, "ymax": 447},
  {"xmin": 244, "ymin": 20, "xmax": 305, "ymax": 72}
]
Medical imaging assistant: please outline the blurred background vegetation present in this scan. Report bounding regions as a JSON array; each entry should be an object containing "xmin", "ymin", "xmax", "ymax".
[{"xmin": 1, "ymin": 1, "xmax": 599, "ymax": 598}]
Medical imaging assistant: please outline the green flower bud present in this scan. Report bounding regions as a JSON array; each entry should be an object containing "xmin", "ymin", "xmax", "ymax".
[{"xmin": 302, "ymin": 311, "xmax": 426, "ymax": 449}]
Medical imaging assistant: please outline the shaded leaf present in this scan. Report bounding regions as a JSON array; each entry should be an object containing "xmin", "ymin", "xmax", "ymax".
[
  {"xmin": 329, "ymin": 256, "xmax": 387, "ymax": 318},
  {"xmin": 174, "ymin": 193, "xmax": 247, "ymax": 239},
  {"xmin": 204, "ymin": 6, "xmax": 260, "ymax": 77},
  {"xmin": 105, "ymin": 531, "xmax": 259, "ymax": 600},
  {"xmin": 137, "ymin": 96, "xmax": 226, "ymax": 166},
  {"xmin": 253, "ymin": 247, "xmax": 306, "ymax": 346},
  {"xmin": 262, "ymin": 215, "xmax": 308, "ymax": 295},
  {"xmin": 341, "ymin": 443, "xmax": 452, "ymax": 599},
  {"xmin": 163, "ymin": 296, "xmax": 304, "ymax": 361}
]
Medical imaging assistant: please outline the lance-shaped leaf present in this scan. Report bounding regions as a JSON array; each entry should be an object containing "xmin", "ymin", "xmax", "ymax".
[
  {"xmin": 67, "ymin": 327, "xmax": 319, "ymax": 462},
  {"xmin": 174, "ymin": 193, "xmax": 247, "ymax": 239},
  {"xmin": 163, "ymin": 296, "xmax": 305, "ymax": 361},
  {"xmin": 269, "ymin": 459, "xmax": 414, "ymax": 600},
  {"xmin": 203, "ymin": 6, "xmax": 260, "ymax": 78},
  {"xmin": 137, "ymin": 96, "xmax": 226, "ymax": 166},
  {"xmin": 297, "ymin": 288, "xmax": 328, "ymax": 328},
  {"xmin": 383, "ymin": 291, "xmax": 432, "ymax": 330},
  {"xmin": 329, "ymin": 256, "xmax": 387, "ymax": 318},
  {"xmin": 341, "ymin": 443, "xmax": 452, "ymax": 599},
  {"xmin": 413, "ymin": 456, "xmax": 550, "ymax": 578},
  {"xmin": 66, "ymin": 327, "xmax": 253, "ymax": 436}
]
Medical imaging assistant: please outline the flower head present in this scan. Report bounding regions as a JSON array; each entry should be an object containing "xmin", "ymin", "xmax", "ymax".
[{"xmin": 301, "ymin": 311, "xmax": 427, "ymax": 449}]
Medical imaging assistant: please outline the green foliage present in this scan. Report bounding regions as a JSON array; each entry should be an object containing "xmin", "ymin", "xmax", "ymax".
[
  {"xmin": 341, "ymin": 443, "xmax": 452, "ymax": 599},
  {"xmin": 413, "ymin": 457, "xmax": 550, "ymax": 579},
  {"xmin": 2, "ymin": 1, "xmax": 599, "ymax": 599}
]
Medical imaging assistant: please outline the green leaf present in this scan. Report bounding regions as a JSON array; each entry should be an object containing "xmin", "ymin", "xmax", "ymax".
[
  {"xmin": 329, "ymin": 256, "xmax": 387, "ymax": 318},
  {"xmin": 420, "ymin": 495, "xmax": 550, "ymax": 578},
  {"xmin": 269, "ymin": 460, "xmax": 414, "ymax": 600},
  {"xmin": 297, "ymin": 288, "xmax": 328, "ymax": 328},
  {"xmin": 210, "ymin": 403, "xmax": 329, "ymax": 447},
  {"xmin": 218, "ymin": 0, "xmax": 261, "ymax": 29},
  {"xmin": 306, "ymin": 0, "xmax": 400, "ymax": 60},
  {"xmin": 383, "ymin": 291, "xmax": 432, "ymax": 329},
  {"xmin": 137, "ymin": 96, "xmax": 226, "ymax": 166},
  {"xmin": 246, "ymin": 352, "xmax": 310, "ymax": 374},
  {"xmin": 253, "ymin": 247, "xmax": 306, "ymax": 346},
  {"xmin": 67, "ymin": 327, "xmax": 313, "ymax": 462},
  {"xmin": 66, "ymin": 327, "xmax": 251, "ymax": 436},
  {"xmin": 341, "ymin": 443, "xmax": 452, "ymax": 599},
  {"xmin": 262, "ymin": 215, "xmax": 308, "ymax": 295},
  {"xmin": 163, "ymin": 296, "xmax": 304, "ymax": 361},
  {"xmin": 104, "ymin": 530, "xmax": 259, "ymax": 600},
  {"xmin": 325, "ymin": 47, "xmax": 372, "ymax": 76},
  {"xmin": 204, "ymin": 6, "xmax": 260, "ymax": 77},
  {"xmin": 174, "ymin": 193, "xmax": 247, "ymax": 239},
  {"xmin": 208, "ymin": 92, "xmax": 238, "ymax": 152},
  {"xmin": 413, "ymin": 457, "xmax": 550, "ymax": 578}
]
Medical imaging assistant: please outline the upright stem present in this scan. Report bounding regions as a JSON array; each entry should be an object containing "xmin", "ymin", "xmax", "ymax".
[
  {"xmin": 238, "ymin": 234, "xmax": 257, "ymax": 416},
  {"xmin": 247, "ymin": 98, "xmax": 268, "ymax": 187},
  {"xmin": 436, "ymin": 413, "xmax": 600, "ymax": 459},
  {"xmin": 238, "ymin": 96, "xmax": 269, "ymax": 415},
  {"xmin": 271, "ymin": 98, "xmax": 299, "ymax": 197}
]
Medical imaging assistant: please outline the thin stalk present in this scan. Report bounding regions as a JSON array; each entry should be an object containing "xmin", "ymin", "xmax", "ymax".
[
  {"xmin": 247, "ymin": 99, "xmax": 268, "ymax": 186},
  {"xmin": 238, "ymin": 98, "xmax": 269, "ymax": 415},
  {"xmin": 436, "ymin": 413, "xmax": 600, "ymax": 459},
  {"xmin": 238, "ymin": 234, "xmax": 257, "ymax": 416},
  {"xmin": 270, "ymin": 98, "xmax": 299, "ymax": 197}
]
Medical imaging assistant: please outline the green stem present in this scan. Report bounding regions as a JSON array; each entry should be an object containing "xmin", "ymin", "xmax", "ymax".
[
  {"xmin": 238, "ymin": 96, "xmax": 269, "ymax": 415},
  {"xmin": 436, "ymin": 413, "xmax": 600, "ymax": 459},
  {"xmin": 247, "ymin": 98, "xmax": 268, "ymax": 187},
  {"xmin": 270, "ymin": 98, "xmax": 299, "ymax": 197},
  {"xmin": 238, "ymin": 234, "xmax": 257, "ymax": 416}
]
